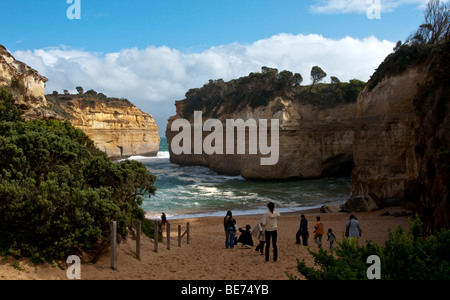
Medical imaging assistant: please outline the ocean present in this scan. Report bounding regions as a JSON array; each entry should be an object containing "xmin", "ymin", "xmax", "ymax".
[{"xmin": 127, "ymin": 137, "xmax": 351, "ymax": 220}]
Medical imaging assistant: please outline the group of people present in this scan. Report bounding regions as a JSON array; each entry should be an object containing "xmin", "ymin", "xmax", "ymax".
[
  {"xmin": 224, "ymin": 202, "xmax": 280, "ymax": 262},
  {"xmin": 224, "ymin": 203, "xmax": 363, "ymax": 262},
  {"xmin": 296, "ymin": 214, "xmax": 362, "ymax": 249}
]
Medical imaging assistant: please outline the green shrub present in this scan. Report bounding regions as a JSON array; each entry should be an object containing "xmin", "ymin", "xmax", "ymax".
[
  {"xmin": 181, "ymin": 68, "xmax": 365, "ymax": 118},
  {"xmin": 0, "ymin": 90, "xmax": 156, "ymax": 263},
  {"xmin": 288, "ymin": 216, "xmax": 450, "ymax": 280},
  {"xmin": 0, "ymin": 89, "xmax": 23, "ymax": 122}
]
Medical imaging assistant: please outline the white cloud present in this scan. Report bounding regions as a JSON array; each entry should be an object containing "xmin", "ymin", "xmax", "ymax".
[
  {"xmin": 310, "ymin": 0, "xmax": 430, "ymax": 14},
  {"xmin": 12, "ymin": 34, "xmax": 395, "ymax": 134}
]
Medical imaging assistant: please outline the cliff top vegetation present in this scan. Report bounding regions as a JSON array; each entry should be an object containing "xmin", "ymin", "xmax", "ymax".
[
  {"xmin": 367, "ymin": 0, "xmax": 449, "ymax": 91},
  {"xmin": 46, "ymin": 88, "xmax": 134, "ymax": 119},
  {"xmin": 181, "ymin": 66, "xmax": 365, "ymax": 119}
]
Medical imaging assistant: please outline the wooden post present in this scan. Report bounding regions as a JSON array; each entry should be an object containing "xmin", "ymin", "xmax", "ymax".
[
  {"xmin": 154, "ymin": 221, "xmax": 159, "ymax": 253},
  {"xmin": 110, "ymin": 221, "xmax": 117, "ymax": 270},
  {"xmin": 167, "ymin": 222, "xmax": 171, "ymax": 250},
  {"xmin": 136, "ymin": 220, "xmax": 141, "ymax": 260},
  {"xmin": 187, "ymin": 222, "xmax": 190, "ymax": 245},
  {"xmin": 178, "ymin": 224, "xmax": 181, "ymax": 247}
]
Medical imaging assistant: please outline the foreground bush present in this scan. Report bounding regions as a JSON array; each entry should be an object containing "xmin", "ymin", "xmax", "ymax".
[
  {"xmin": 287, "ymin": 216, "xmax": 450, "ymax": 280},
  {"xmin": 0, "ymin": 89, "xmax": 156, "ymax": 263}
]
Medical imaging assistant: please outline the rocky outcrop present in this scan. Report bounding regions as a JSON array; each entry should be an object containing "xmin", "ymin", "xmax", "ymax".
[
  {"xmin": 0, "ymin": 45, "xmax": 58, "ymax": 120},
  {"xmin": 1, "ymin": 44, "xmax": 160, "ymax": 159},
  {"xmin": 350, "ymin": 66, "xmax": 426, "ymax": 200},
  {"xmin": 351, "ymin": 41, "xmax": 450, "ymax": 232},
  {"xmin": 49, "ymin": 97, "xmax": 160, "ymax": 159},
  {"xmin": 166, "ymin": 96, "xmax": 356, "ymax": 180}
]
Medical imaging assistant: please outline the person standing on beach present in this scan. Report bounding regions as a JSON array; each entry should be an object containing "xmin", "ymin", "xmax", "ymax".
[
  {"xmin": 261, "ymin": 202, "xmax": 280, "ymax": 262},
  {"xmin": 313, "ymin": 216, "xmax": 324, "ymax": 248},
  {"xmin": 161, "ymin": 212, "xmax": 167, "ymax": 230},
  {"xmin": 345, "ymin": 214, "xmax": 362, "ymax": 248},
  {"xmin": 224, "ymin": 211, "xmax": 236, "ymax": 249},
  {"xmin": 251, "ymin": 218, "xmax": 265, "ymax": 255},
  {"xmin": 296, "ymin": 214, "xmax": 308, "ymax": 246}
]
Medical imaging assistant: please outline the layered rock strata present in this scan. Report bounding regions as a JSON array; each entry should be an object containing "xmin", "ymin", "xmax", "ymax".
[
  {"xmin": 166, "ymin": 97, "xmax": 355, "ymax": 180},
  {"xmin": 1, "ymin": 44, "xmax": 160, "ymax": 159},
  {"xmin": 350, "ymin": 67, "xmax": 426, "ymax": 200},
  {"xmin": 351, "ymin": 44, "xmax": 450, "ymax": 231},
  {"xmin": 0, "ymin": 45, "xmax": 58, "ymax": 120},
  {"xmin": 52, "ymin": 98, "xmax": 160, "ymax": 159}
]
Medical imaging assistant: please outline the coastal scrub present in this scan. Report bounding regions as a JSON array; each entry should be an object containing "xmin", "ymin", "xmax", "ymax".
[{"xmin": 0, "ymin": 89, "xmax": 156, "ymax": 263}]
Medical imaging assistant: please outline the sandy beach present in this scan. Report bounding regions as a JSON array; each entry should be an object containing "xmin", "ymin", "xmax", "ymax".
[{"xmin": 0, "ymin": 206, "xmax": 412, "ymax": 280}]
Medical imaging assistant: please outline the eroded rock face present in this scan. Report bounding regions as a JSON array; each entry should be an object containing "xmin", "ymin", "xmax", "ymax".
[
  {"xmin": 166, "ymin": 97, "xmax": 355, "ymax": 180},
  {"xmin": 350, "ymin": 49, "xmax": 450, "ymax": 232},
  {"xmin": 350, "ymin": 67, "xmax": 426, "ymax": 200},
  {"xmin": 1, "ymin": 44, "xmax": 160, "ymax": 159},
  {"xmin": 0, "ymin": 45, "xmax": 58, "ymax": 120},
  {"xmin": 55, "ymin": 98, "xmax": 160, "ymax": 159}
]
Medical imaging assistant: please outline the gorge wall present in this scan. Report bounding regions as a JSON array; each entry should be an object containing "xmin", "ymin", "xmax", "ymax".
[
  {"xmin": 351, "ymin": 66, "xmax": 425, "ymax": 200},
  {"xmin": 0, "ymin": 44, "xmax": 160, "ymax": 159},
  {"xmin": 351, "ymin": 41, "xmax": 450, "ymax": 232},
  {"xmin": 166, "ymin": 71, "xmax": 360, "ymax": 180}
]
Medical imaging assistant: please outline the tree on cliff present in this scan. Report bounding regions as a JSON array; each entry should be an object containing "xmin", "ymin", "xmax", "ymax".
[
  {"xmin": 408, "ymin": 0, "xmax": 449, "ymax": 45},
  {"xmin": 330, "ymin": 76, "xmax": 341, "ymax": 84},
  {"xmin": 76, "ymin": 86, "xmax": 84, "ymax": 94},
  {"xmin": 310, "ymin": 66, "xmax": 327, "ymax": 91},
  {"xmin": 293, "ymin": 73, "xmax": 303, "ymax": 86}
]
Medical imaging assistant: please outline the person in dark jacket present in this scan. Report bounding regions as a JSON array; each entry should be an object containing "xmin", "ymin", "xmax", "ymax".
[
  {"xmin": 224, "ymin": 211, "xmax": 236, "ymax": 248},
  {"xmin": 295, "ymin": 214, "xmax": 308, "ymax": 246},
  {"xmin": 237, "ymin": 225, "xmax": 254, "ymax": 248}
]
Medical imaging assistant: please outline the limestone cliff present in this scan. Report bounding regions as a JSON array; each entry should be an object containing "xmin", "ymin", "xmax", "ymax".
[
  {"xmin": 0, "ymin": 45, "xmax": 58, "ymax": 120},
  {"xmin": 47, "ymin": 95, "xmax": 160, "ymax": 159},
  {"xmin": 166, "ymin": 69, "xmax": 361, "ymax": 180},
  {"xmin": 1, "ymin": 44, "xmax": 160, "ymax": 159},
  {"xmin": 351, "ymin": 66, "xmax": 425, "ymax": 200},
  {"xmin": 351, "ymin": 41, "xmax": 450, "ymax": 232}
]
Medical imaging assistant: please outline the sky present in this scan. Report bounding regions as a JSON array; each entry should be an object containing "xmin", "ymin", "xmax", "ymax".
[{"xmin": 0, "ymin": 0, "xmax": 434, "ymax": 135}]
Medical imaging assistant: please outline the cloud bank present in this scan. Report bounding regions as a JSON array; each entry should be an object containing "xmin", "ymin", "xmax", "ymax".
[{"xmin": 13, "ymin": 33, "xmax": 395, "ymax": 133}]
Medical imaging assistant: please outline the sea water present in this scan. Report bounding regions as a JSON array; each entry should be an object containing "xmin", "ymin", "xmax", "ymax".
[{"xmin": 127, "ymin": 138, "xmax": 350, "ymax": 220}]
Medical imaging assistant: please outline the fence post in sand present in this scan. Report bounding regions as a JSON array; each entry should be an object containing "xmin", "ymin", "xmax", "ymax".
[
  {"xmin": 154, "ymin": 221, "xmax": 159, "ymax": 253},
  {"xmin": 167, "ymin": 222, "xmax": 171, "ymax": 250},
  {"xmin": 136, "ymin": 220, "xmax": 141, "ymax": 260},
  {"xmin": 110, "ymin": 221, "xmax": 117, "ymax": 270},
  {"xmin": 187, "ymin": 222, "xmax": 190, "ymax": 245},
  {"xmin": 178, "ymin": 225, "xmax": 181, "ymax": 247}
]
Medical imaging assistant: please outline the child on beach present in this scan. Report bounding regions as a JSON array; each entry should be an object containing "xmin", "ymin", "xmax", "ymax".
[
  {"xmin": 327, "ymin": 228, "xmax": 336, "ymax": 249},
  {"xmin": 251, "ymin": 219, "xmax": 265, "ymax": 255}
]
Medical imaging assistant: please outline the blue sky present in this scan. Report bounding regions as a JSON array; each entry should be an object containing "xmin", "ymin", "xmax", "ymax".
[
  {"xmin": 1, "ymin": 0, "xmax": 432, "ymax": 135},
  {"xmin": 3, "ymin": 0, "xmax": 425, "ymax": 52}
]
